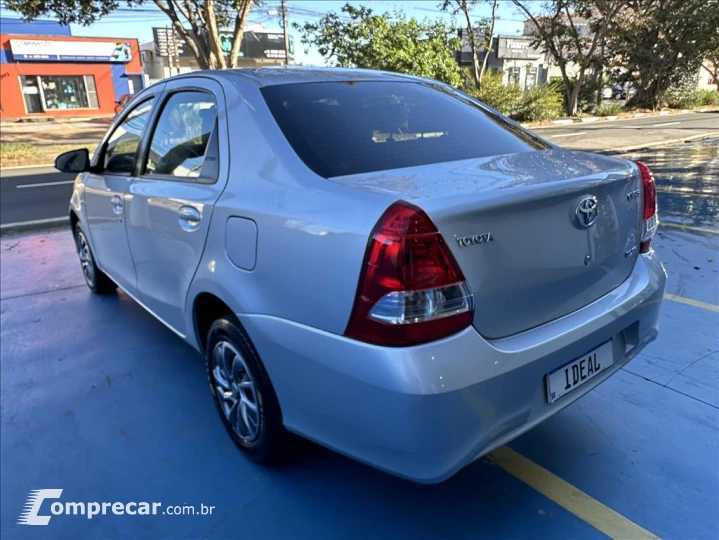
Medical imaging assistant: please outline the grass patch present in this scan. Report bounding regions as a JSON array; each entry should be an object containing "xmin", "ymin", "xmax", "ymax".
[
  {"xmin": 1, "ymin": 142, "xmax": 40, "ymax": 164},
  {"xmin": 594, "ymin": 103, "xmax": 624, "ymax": 117},
  {"xmin": 0, "ymin": 142, "xmax": 91, "ymax": 167}
]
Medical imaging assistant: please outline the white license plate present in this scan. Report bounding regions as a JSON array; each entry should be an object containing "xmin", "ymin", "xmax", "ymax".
[{"xmin": 545, "ymin": 341, "xmax": 614, "ymax": 403}]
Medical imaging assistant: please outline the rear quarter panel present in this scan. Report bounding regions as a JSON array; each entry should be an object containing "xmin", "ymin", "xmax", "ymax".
[{"xmin": 186, "ymin": 78, "xmax": 395, "ymax": 347}]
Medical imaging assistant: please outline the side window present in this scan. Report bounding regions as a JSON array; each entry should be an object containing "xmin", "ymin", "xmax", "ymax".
[
  {"xmin": 104, "ymin": 98, "xmax": 155, "ymax": 174},
  {"xmin": 144, "ymin": 91, "xmax": 218, "ymax": 181}
]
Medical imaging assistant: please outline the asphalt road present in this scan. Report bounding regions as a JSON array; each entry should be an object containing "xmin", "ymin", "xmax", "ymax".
[
  {"xmin": 535, "ymin": 111, "xmax": 719, "ymax": 152},
  {"xmin": 0, "ymin": 111, "xmax": 717, "ymax": 233},
  {"xmin": 0, "ymin": 166, "xmax": 75, "ymax": 230}
]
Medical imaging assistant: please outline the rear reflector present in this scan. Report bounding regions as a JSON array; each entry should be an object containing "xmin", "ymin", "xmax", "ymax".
[
  {"xmin": 635, "ymin": 162, "xmax": 658, "ymax": 253},
  {"xmin": 345, "ymin": 201, "xmax": 474, "ymax": 347}
]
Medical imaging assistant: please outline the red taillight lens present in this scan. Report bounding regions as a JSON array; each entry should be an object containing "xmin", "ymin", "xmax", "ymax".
[
  {"xmin": 345, "ymin": 201, "xmax": 474, "ymax": 347},
  {"xmin": 635, "ymin": 161, "xmax": 658, "ymax": 253}
]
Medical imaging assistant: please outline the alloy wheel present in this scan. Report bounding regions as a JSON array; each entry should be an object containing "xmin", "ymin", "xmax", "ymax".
[
  {"xmin": 211, "ymin": 340, "xmax": 260, "ymax": 442},
  {"xmin": 76, "ymin": 230, "xmax": 95, "ymax": 286}
]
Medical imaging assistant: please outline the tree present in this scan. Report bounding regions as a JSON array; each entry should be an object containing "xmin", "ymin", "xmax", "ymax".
[
  {"xmin": 5, "ymin": 0, "xmax": 257, "ymax": 70},
  {"xmin": 295, "ymin": 4, "xmax": 463, "ymax": 87},
  {"xmin": 702, "ymin": 55, "xmax": 719, "ymax": 93},
  {"xmin": 512, "ymin": 0, "xmax": 625, "ymax": 116},
  {"xmin": 440, "ymin": 0, "xmax": 498, "ymax": 89},
  {"xmin": 607, "ymin": 0, "xmax": 719, "ymax": 109},
  {"xmin": 700, "ymin": 15, "xmax": 719, "ymax": 92}
]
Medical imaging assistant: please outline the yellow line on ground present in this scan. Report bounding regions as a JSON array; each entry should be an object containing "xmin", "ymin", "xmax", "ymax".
[
  {"xmin": 660, "ymin": 222, "xmax": 719, "ymax": 235},
  {"xmin": 664, "ymin": 294, "xmax": 719, "ymax": 313},
  {"xmin": 490, "ymin": 446, "xmax": 661, "ymax": 540}
]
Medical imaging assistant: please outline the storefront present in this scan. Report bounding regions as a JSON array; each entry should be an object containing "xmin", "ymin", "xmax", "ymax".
[{"xmin": 0, "ymin": 23, "xmax": 144, "ymax": 120}]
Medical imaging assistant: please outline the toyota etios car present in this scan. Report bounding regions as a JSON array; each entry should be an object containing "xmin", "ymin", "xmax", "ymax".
[{"xmin": 56, "ymin": 68, "xmax": 665, "ymax": 483}]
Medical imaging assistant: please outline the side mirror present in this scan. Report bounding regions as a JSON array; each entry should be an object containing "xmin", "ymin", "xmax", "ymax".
[{"xmin": 55, "ymin": 148, "xmax": 90, "ymax": 174}]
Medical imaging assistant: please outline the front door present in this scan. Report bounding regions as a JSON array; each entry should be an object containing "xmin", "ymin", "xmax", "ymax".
[
  {"xmin": 125, "ymin": 81, "xmax": 227, "ymax": 335},
  {"xmin": 84, "ymin": 97, "xmax": 156, "ymax": 293}
]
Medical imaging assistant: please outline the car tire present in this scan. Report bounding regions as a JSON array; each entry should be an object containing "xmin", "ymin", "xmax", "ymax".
[
  {"xmin": 73, "ymin": 224, "xmax": 117, "ymax": 294},
  {"xmin": 614, "ymin": 93, "xmax": 623, "ymax": 100},
  {"xmin": 205, "ymin": 315, "xmax": 286, "ymax": 463}
]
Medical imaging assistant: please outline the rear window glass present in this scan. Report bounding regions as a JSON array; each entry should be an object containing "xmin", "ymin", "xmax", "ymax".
[{"xmin": 261, "ymin": 81, "xmax": 550, "ymax": 178}]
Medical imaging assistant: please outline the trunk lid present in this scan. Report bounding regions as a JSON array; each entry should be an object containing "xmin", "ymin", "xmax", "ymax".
[{"xmin": 332, "ymin": 149, "xmax": 643, "ymax": 339}]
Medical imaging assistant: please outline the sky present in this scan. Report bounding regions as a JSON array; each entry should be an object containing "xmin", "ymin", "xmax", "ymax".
[{"xmin": 0, "ymin": 0, "xmax": 526, "ymax": 66}]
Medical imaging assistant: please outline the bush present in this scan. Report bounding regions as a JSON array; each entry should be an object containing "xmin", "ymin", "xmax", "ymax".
[
  {"xmin": 663, "ymin": 86, "xmax": 702, "ymax": 109},
  {"xmin": 697, "ymin": 88, "xmax": 719, "ymax": 106},
  {"xmin": 594, "ymin": 103, "xmax": 624, "ymax": 117},
  {"xmin": 515, "ymin": 84, "xmax": 563, "ymax": 121},
  {"xmin": 466, "ymin": 71, "xmax": 522, "ymax": 116}
]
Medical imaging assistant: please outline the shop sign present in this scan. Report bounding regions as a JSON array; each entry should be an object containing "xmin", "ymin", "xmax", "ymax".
[{"xmin": 9, "ymin": 40, "xmax": 132, "ymax": 62}]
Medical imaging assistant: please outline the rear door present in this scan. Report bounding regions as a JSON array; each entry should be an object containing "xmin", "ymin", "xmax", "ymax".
[
  {"xmin": 83, "ymin": 96, "xmax": 156, "ymax": 293},
  {"xmin": 125, "ymin": 78, "xmax": 228, "ymax": 335}
]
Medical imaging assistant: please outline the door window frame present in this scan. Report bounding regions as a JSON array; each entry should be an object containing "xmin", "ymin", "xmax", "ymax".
[
  {"xmin": 137, "ymin": 86, "xmax": 220, "ymax": 185},
  {"xmin": 94, "ymin": 87, "xmax": 165, "ymax": 175}
]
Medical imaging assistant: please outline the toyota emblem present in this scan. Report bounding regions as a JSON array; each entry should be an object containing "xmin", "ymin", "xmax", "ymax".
[{"xmin": 575, "ymin": 196, "xmax": 599, "ymax": 228}]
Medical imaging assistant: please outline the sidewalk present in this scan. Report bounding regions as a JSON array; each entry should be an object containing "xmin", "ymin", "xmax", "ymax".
[{"xmin": 1, "ymin": 120, "xmax": 108, "ymax": 168}]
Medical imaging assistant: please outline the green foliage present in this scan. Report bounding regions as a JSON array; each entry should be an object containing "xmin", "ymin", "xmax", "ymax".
[
  {"xmin": 662, "ymin": 86, "xmax": 704, "ymax": 109},
  {"xmin": 697, "ymin": 89, "xmax": 719, "ymax": 106},
  {"xmin": 608, "ymin": 0, "xmax": 719, "ymax": 109},
  {"xmin": 594, "ymin": 103, "xmax": 624, "ymax": 116},
  {"xmin": 465, "ymin": 71, "xmax": 522, "ymax": 115},
  {"xmin": 663, "ymin": 87, "xmax": 719, "ymax": 109},
  {"xmin": 295, "ymin": 4, "xmax": 463, "ymax": 87},
  {"xmin": 513, "ymin": 0, "xmax": 624, "ymax": 116},
  {"xmin": 515, "ymin": 84, "xmax": 564, "ymax": 121}
]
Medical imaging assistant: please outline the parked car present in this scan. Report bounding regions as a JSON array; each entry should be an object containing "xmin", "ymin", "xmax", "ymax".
[
  {"xmin": 56, "ymin": 68, "xmax": 666, "ymax": 484},
  {"xmin": 113, "ymin": 93, "xmax": 133, "ymax": 115}
]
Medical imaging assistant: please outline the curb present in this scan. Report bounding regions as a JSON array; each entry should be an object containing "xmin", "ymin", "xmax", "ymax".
[
  {"xmin": 531, "ymin": 107, "xmax": 717, "ymax": 130},
  {"xmin": 596, "ymin": 132, "xmax": 719, "ymax": 155},
  {"xmin": 1, "ymin": 152, "xmax": 95, "ymax": 174},
  {"xmin": 1, "ymin": 163, "xmax": 56, "ymax": 172}
]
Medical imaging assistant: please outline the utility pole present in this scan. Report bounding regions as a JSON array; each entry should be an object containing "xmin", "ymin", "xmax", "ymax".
[{"xmin": 280, "ymin": 0, "xmax": 290, "ymax": 66}]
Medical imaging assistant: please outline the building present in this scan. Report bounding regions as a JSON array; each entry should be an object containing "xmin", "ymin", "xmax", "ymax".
[
  {"xmin": 141, "ymin": 26, "xmax": 294, "ymax": 83},
  {"xmin": 0, "ymin": 18, "xmax": 144, "ymax": 120},
  {"xmin": 457, "ymin": 30, "xmax": 584, "ymax": 89}
]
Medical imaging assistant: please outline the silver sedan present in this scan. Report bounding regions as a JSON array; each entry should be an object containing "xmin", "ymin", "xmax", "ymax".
[{"xmin": 57, "ymin": 68, "xmax": 666, "ymax": 483}]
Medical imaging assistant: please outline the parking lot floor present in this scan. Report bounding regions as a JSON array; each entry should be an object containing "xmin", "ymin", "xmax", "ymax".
[
  {"xmin": 1, "ymin": 221, "xmax": 716, "ymax": 539},
  {"xmin": 1, "ymin": 139, "xmax": 718, "ymax": 539}
]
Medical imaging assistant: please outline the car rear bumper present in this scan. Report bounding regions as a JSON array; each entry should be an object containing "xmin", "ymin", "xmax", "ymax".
[{"xmin": 240, "ymin": 251, "xmax": 666, "ymax": 484}]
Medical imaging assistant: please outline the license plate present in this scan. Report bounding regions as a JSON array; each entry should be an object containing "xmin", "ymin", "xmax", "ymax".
[{"xmin": 545, "ymin": 341, "xmax": 614, "ymax": 403}]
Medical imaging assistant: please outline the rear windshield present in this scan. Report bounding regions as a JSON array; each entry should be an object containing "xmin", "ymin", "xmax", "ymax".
[{"xmin": 261, "ymin": 81, "xmax": 550, "ymax": 178}]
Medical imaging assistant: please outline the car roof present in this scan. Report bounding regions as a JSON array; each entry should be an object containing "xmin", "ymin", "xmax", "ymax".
[{"xmin": 166, "ymin": 66, "xmax": 424, "ymax": 88}]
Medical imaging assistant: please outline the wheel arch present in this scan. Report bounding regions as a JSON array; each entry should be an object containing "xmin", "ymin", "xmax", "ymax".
[{"xmin": 192, "ymin": 291, "xmax": 236, "ymax": 353}]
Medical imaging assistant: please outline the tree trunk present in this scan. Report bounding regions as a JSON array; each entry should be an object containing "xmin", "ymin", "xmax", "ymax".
[
  {"xmin": 204, "ymin": 0, "xmax": 227, "ymax": 69},
  {"xmin": 229, "ymin": 0, "xmax": 254, "ymax": 69},
  {"xmin": 478, "ymin": 0, "xmax": 498, "ymax": 89},
  {"xmin": 701, "ymin": 62, "xmax": 719, "ymax": 92},
  {"xmin": 557, "ymin": 63, "xmax": 574, "ymax": 117},
  {"xmin": 461, "ymin": 6, "xmax": 480, "ymax": 88}
]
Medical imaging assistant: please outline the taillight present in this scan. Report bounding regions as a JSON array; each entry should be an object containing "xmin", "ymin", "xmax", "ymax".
[
  {"xmin": 635, "ymin": 162, "xmax": 658, "ymax": 253},
  {"xmin": 345, "ymin": 201, "xmax": 474, "ymax": 347}
]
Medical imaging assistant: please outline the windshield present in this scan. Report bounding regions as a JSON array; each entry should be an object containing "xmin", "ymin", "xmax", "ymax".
[{"xmin": 261, "ymin": 80, "xmax": 550, "ymax": 178}]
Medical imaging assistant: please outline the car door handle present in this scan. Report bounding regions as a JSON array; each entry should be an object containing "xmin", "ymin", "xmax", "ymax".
[
  {"xmin": 178, "ymin": 205, "xmax": 201, "ymax": 231},
  {"xmin": 110, "ymin": 195, "xmax": 123, "ymax": 215}
]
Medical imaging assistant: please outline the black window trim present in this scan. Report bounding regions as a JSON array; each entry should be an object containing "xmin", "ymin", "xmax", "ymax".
[
  {"xmin": 137, "ymin": 87, "xmax": 220, "ymax": 185},
  {"xmin": 97, "ymin": 95, "xmax": 158, "ymax": 176}
]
